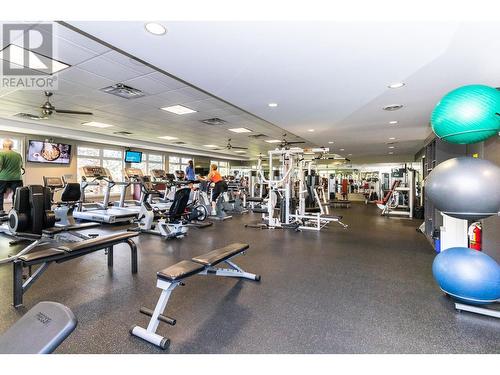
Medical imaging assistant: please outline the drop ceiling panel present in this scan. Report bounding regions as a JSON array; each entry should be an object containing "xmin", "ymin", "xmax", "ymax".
[
  {"xmin": 122, "ymin": 76, "xmax": 176, "ymax": 95},
  {"xmin": 100, "ymin": 50, "xmax": 155, "ymax": 75},
  {"xmin": 77, "ymin": 55, "xmax": 145, "ymax": 82},
  {"xmin": 56, "ymin": 66, "xmax": 115, "ymax": 90}
]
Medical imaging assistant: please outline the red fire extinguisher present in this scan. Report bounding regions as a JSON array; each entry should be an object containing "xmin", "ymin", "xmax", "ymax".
[{"xmin": 468, "ymin": 222, "xmax": 482, "ymax": 251}]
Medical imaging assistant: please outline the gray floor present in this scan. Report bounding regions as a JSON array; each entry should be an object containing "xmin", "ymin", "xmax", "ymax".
[{"xmin": 0, "ymin": 203, "xmax": 498, "ymax": 354}]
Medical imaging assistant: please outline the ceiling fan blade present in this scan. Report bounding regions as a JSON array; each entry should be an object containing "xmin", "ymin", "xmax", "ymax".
[
  {"xmin": 55, "ymin": 109, "xmax": 93, "ymax": 115},
  {"xmin": 231, "ymin": 146, "xmax": 248, "ymax": 150}
]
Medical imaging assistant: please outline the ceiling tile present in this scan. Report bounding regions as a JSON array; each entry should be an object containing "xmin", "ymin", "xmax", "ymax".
[
  {"xmin": 77, "ymin": 55, "xmax": 145, "ymax": 82},
  {"xmin": 56, "ymin": 66, "xmax": 115, "ymax": 89}
]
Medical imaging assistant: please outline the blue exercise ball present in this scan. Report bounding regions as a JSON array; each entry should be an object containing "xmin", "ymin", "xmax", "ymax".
[
  {"xmin": 425, "ymin": 157, "xmax": 500, "ymax": 220},
  {"xmin": 432, "ymin": 247, "xmax": 500, "ymax": 304},
  {"xmin": 431, "ymin": 84, "xmax": 500, "ymax": 144}
]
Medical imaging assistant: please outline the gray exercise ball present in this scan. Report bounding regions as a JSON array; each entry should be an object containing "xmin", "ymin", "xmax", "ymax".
[{"xmin": 425, "ymin": 157, "xmax": 500, "ymax": 220}]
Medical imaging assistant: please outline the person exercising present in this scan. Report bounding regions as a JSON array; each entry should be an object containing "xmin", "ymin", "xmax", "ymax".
[
  {"xmin": 201, "ymin": 164, "xmax": 226, "ymax": 216},
  {"xmin": 0, "ymin": 139, "xmax": 23, "ymax": 215},
  {"xmin": 185, "ymin": 160, "xmax": 195, "ymax": 181}
]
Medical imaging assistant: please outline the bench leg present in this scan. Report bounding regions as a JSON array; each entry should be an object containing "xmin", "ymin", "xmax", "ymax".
[
  {"xmin": 107, "ymin": 247, "xmax": 113, "ymax": 268},
  {"xmin": 13, "ymin": 261, "xmax": 24, "ymax": 308},
  {"xmin": 127, "ymin": 239, "xmax": 138, "ymax": 274},
  {"xmin": 201, "ymin": 259, "xmax": 261, "ymax": 281},
  {"xmin": 130, "ymin": 280, "xmax": 177, "ymax": 349}
]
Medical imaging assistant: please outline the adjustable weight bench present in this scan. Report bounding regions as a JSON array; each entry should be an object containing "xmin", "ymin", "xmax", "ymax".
[
  {"xmin": 8, "ymin": 232, "xmax": 139, "ymax": 307},
  {"xmin": 131, "ymin": 242, "xmax": 260, "ymax": 349}
]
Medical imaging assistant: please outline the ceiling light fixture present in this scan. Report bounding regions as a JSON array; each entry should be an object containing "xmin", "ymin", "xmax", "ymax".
[
  {"xmin": 265, "ymin": 139, "xmax": 281, "ymax": 143},
  {"xmin": 228, "ymin": 127, "xmax": 252, "ymax": 133},
  {"xmin": 233, "ymin": 150, "xmax": 246, "ymax": 153},
  {"xmin": 348, "ymin": 153, "xmax": 352, "ymax": 156},
  {"xmin": 389, "ymin": 121, "xmax": 399, "ymax": 125},
  {"xmin": 157, "ymin": 136, "xmax": 178, "ymax": 140},
  {"xmin": 203, "ymin": 144, "xmax": 218, "ymax": 148},
  {"xmin": 389, "ymin": 152, "xmax": 394, "ymax": 155},
  {"xmin": 161, "ymin": 105, "xmax": 196, "ymax": 115},
  {"xmin": 308, "ymin": 129, "xmax": 315, "ymax": 132},
  {"xmin": 389, "ymin": 137, "xmax": 396, "ymax": 140},
  {"xmin": 81, "ymin": 121, "xmax": 114, "ymax": 128},
  {"xmin": 388, "ymin": 82, "xmax": 405, "ymax": 89},
  {"xmin": 340, "ymin": 148, "xmax": 345, "ymax": 151},
  {"xmin": 145, "ymin": 22, "xmax": 167, "ymax": 35},
  {"xmin": 0, "ymin": 44, "xmax": 70, "ymax": 74},
  {"xmin": 383, "ymin": 104, "xmax": 404, "ymax": 111},
  {"xmin": 328, "ymin": 141, "xmax": 334, "ymax": 144},
  {"xmin": 268, "ymin": 103, "xmax": 278, "ymax": 108},
  {"xmin": 388, "ymin": 146, "xmax": 395, "ymax": 149}
]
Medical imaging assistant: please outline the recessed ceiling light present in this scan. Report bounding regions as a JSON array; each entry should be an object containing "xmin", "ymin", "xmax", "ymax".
[
  {"xmin": 228, "ymin": 127, "xmax": 252, "ymax": 133},
  {"xmin": 81, "ymin": 121, "xmax": 113, "ymax": 128},
  {"xmin": 389, "ymin": 152, "xmax": 394, "ymax": 155},
  {"xmin": 328, "ymin": 141, "xmax": 334, "ymax": 144},
  {"xmin": 389, "ymin": 121, "xmax": 399, "ymax": 125},
  {"xmin": 265, "ymin": 139, "xmax": 281, "ymax": 143},
  {"xmin": 388, "ymin": 137, "xmax": 396, "ymax": 140},
  {"xmin": 268, "ymin": 103, "xmax": 278, "ymax": 108},
  {"xmin": 161, "ymin": 105, "xmax": 196, "ymax": 115},
  {"xmin": 308, "ymin": 129, "xmax": 315, "ymax": 132},
  {"xmin": 233, "ymin": 150, "xmax": 246, "ymax": 153},
  {"xmin": 388, "ymin": 146, "xmax": 395, "ymax": 149},
  {"xmin": 347, "ymin": 153, "xmax": 352, "ymax": 156},
  {"xmin": 388, "ymin": 82, "xmax": 405, "ymax": 89},
  {"xmin": 157, "ymin": 136, "xmax": 178, "ymax": 140},
  {"xmin": 340, "ymin": 148, "xmax": 345, "ymax": 151},
  {"xmin": 145, "ymin": 22, "xmax": 167, "ymax": 35},
  {"xmin": 203, "ymin": 144, "xmax": 218, "ymax": 148},
  {"xmin": 383, "ymin": 104, "xmax": 403, "ymax": 111},
  {"xmin": 0, "ymin": 44, "xmax": 70, "ymax": 74}
]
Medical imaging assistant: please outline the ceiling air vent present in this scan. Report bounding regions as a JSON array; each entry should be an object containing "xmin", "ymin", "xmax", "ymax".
[
  {"xmin": 100, "ymin": 83, "xmax": 145, "ymax": 99},
  {"xmin": 113, "ymin": 131, "xmax": 133, "ymax": 136},
  {"xmin": 200, "ymin": 118, "xmax": 226, "ymax": 126},
  {"xmin": 383, "ymin": 104, "xmax": 403, "ymax": 111},
  {"xmin": 248, "ymin": 133, "xmax": 267, "ymax": 139},
  {"xmin": 172, "ymin": 141, "xmax": 186, "ymax": 145}
]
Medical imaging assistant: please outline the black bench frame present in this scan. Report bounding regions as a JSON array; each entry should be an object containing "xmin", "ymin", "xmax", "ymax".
[
  {"xmin": 131, "ymin": 243, "xmax": 260, "ymax": 349},
  {"xmin": 4, "ymin": 232, "xmax": 138, "ymax": 307}
]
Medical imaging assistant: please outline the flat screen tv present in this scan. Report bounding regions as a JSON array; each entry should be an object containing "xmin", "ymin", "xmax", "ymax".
[
  {"xmin": 125, "ymin": 150, "xmax": 142, "ymax": 163},
  {"xmin": 26, "ymin": 140, "xmax": 72, "ymax": 164}
]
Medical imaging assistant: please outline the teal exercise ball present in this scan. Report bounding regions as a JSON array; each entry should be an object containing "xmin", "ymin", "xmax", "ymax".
[
  {"xmin": 432, "ymin": 247, "xmax": 500, "ymax": 304},
  {"xmin": 431, "ymin": 85, "xmax": 500, "ymax": 144}
]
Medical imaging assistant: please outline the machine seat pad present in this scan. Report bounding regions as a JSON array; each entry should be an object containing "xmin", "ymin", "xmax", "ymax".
[
  {"xmin": 192, "ymin": 242, "xmax": 249, "ymax": 266},
  {"xmin": 305, "ymin": 207, "xmax": 321, "ymax": 213},
  {"xmin": 157, "ymin": 260, "xmax": 205, "ymax": 282},
  {"xmin": 246, "ymin": 197, "xmax": 263, "ymax": 202},
  {"xmin": 18, "ymin": 248, "xmax": 66, "ymax": 262},
  {"xmin": 56, "ymin": 232, "xmax": 138, "ymax": 252}
]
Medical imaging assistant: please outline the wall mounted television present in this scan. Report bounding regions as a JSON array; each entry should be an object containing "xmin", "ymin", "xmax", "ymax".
[
  {"xmin": 124, "ymin": 150, "xmax": 143, "ymax": 163},
  {"xmin": 26, "ymin": 140, "xmax": 72, "ymax": 165}
]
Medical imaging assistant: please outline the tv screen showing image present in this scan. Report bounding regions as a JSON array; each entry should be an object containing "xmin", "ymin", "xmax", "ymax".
[
  {"xmin": 26, "ymin": 140, "xmax": 72, "ymax": 165},
  {"xmin": 125, "ymin": 150, "xmax": 142, "ymax": 163}
]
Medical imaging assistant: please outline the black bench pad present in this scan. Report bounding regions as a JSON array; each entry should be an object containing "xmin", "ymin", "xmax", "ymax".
[
  {"xmin": 192, "ymin": 243, "xmax": 249, "ymax": 266},
  {"xmin": 42, "ymin": 222, "xmax": 100, "ymax": 235},
  {"xmin": 305, "ymin": 207, "xmax": 321, "ymax": 213},
  {"xmin": 57, "ymin": 232, "xmax": 138, "ymax": 252},
  {"xmin": 157, "ymin": 260, "xmax": 205, "ymax": 282},
  {"xmin": 246, "ymin": 197, "xmax": 263, "ymax": 203}
]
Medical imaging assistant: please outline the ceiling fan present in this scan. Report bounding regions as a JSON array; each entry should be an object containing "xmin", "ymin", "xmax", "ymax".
[
  {"xmin": 226, "ymin": 138, "xmax": 248, "ymax": 150},
  {"xmin": 279, "ymin": 133, "xmax": 305, "ymax": 149},
  {"xmin": 18, "ymin": 91, "xmax": 93, "ymax": 120}
]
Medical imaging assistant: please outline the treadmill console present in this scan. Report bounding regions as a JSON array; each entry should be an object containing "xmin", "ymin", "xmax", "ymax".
[
  {"xmin": 80, "ymin": 166, "xmax": 112, "ymax": 179},
  {"xmin": 43, "ymin": 176, "xmax": 64, "ymax": 188},
  {"xmin": 151, "ymin": 169, "xmax": 167, "ymax": 179},
  {"xmin": 124, "ymin": 167, "xmax": 144, "ymax": 179}
]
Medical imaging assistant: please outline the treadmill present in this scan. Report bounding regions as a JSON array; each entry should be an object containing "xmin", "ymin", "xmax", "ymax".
[
  {"xmin": 120, "ymin": 168, "xmax": 171, "ymax": 212},
  {"xmin": 73, "ymin": 166, "xmax": 138, "ymax": 224}
]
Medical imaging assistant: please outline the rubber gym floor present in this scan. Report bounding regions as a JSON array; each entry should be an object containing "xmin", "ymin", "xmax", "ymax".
[{"xmin": 0, "ymin": 203, "xmax": 498, "ymax": 354}]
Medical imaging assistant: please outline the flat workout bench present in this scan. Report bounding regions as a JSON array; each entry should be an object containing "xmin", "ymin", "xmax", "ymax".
[
  {"xmin": 131, "ymin": 242, "xmax": 260, "ymax": 349},
  {"xmin": 10, "ymin": 232, "xmax": 138, "ymax": 307}
]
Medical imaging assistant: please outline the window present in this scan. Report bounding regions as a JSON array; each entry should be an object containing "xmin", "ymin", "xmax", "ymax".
[
  {"xmin": 77, "ymin": 145, "xmax": 124, "ymax": 195},
  {"xmin": 211, "ymin": 160, "xmax": 229, "ymax": 177},
  {"xmin": 131, "ymin": 153, "xmax": 164, "ymax": 175},
  {"xmin": 168, "ymin": 155, "xmax": 192, "ymax": 175}
]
